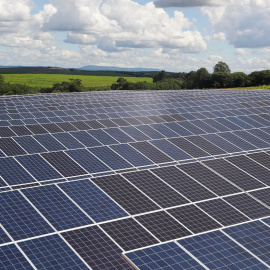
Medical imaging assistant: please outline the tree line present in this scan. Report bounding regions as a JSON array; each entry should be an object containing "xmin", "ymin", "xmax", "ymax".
[{"xmin": 111, "ymin": 62, "xmax": 270, "ymax": 90}]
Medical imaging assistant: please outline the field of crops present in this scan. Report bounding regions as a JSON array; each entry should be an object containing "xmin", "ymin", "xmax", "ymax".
[{"xmin": 2, "ymin": 74, "xmax": 153, "ymax": 88}]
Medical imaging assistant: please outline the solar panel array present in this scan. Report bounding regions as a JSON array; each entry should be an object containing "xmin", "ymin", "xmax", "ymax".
[{"xmin": 1, "ymin": 89, "xmax": 270, "ymax": 269}]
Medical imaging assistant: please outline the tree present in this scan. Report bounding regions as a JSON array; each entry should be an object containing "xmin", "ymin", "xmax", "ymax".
[
  {"xmin": 153, "ymin": 70, "xmax": 168, "ymax": 82},
  {"xmin": 212, "ymin": 72, "xmax": 232, "ymax": 88},
  {"xmin": 214, "ymin": 61, "xmax": 231, "ymax": 73},
  {"xmin": 231, "ymin": 72, "xmax": 249, "ymax": 87},
  {"xmin": 195, "ymin": 68, "xmax": 212, "ymax": 89}
]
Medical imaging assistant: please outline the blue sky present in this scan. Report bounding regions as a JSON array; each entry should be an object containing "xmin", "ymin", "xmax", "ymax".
[{"xmin": 0, "ymin": 0, "xmax": 270, "ymax": 73}]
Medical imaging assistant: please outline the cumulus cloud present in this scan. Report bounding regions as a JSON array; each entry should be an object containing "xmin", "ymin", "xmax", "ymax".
[
  {"xmin": 201, "ymin": 0, "xmax": 270, "ymax": 48},
  {"xmin": 154, "ymin": 0, "xmax": 229, "ymax": 8},
  {"xmin": 42, "ymin": 0, "xmax": 207, "ymax": 52}
]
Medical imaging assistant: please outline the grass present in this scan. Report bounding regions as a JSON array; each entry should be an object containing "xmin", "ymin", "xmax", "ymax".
[{"xmin": 2, "ymin": 74, "xmax": 153, "ymax": 88}]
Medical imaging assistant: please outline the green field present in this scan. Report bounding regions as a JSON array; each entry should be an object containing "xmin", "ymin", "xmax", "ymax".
[{"xmin": 2, "ymin": 74, "xmax": 153, "ymax": 88}]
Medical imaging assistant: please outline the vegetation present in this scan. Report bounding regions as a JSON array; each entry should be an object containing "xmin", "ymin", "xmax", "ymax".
[{"xmin": 1, "ymin": 62, "xmax": 270, "ymax": 95}]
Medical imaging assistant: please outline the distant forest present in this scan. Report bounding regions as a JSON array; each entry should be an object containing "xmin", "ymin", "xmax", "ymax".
[
  {"xmin": 1, "ymin": 61, "xmax": 270, "ymax": 95},
  {"xmin": 111, "ymin": 62, "xmax": 270, "ymax": 90}
]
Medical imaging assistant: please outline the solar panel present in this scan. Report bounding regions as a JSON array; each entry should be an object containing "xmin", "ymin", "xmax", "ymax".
[
  {"xmin": 179, "ymin": 231, "xmax": 268, "ymax": 269},
  {"xmin": 0, "ymin": 190, "xmax": 54, "ymax": 240},
  {"xmin": 41, "ymin": 151, "xmax": 88, "ymax": 177},
  {"xmin": 58, "ymin": 179, "xmax": 128, "ymax": 222},
  {"xmin": 2, "ymin": 90, "xmax": 270, "ymax": 269},
  {"xmin": 123, "ymin": 170, "xmax": 189, "ymax": 207},
  {"xmin": 124, "ymin": 242, "xmax": 205, "ymax": 270},
  {"xmin": 19, "ymin": 234, "xmax": 89, "ymax": 270},
  {"xmin": 92, "ymin": 174, "xmax": 160, "ymax": 214},
  {"xmin": 62, "ymin": 226, "xmax": 134, "ymax": 270}
]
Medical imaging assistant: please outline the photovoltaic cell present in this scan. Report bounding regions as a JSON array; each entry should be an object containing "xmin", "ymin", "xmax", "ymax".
[
  {"xmin": 224, "ymin": 220, "xmax": 270, "ymax": 265},
  {"xmin": 0, "ymin": 138, "xmax": 27, "ymax": 156},
  {"xmin": 179, "ymin": 162, "xmax": 241, "ymax": 196},
  {"xmin": 191, "ymin": 119, "xmax": 219, "ymax": 133},
  {"xmin": 164, "ymin": 122, "xmax": 192, "ymax": 136},
  {"xmin": 92, "ymin": 174, "xmax": 160, "ymax": 215},
  {"xmin": 0, "ymin": 227, "xmax": 11, "ymax": 244},
  {"xmin": 120, "ymin": 126, "xmax": 151, "ymax": 141},
  {"xmin": 59, "ymin": 179, "xmax": 128, "ymax": 222},
  {"xmin": 87, "ymin": 129, "xmax": 118, "ymax": 145},
  {"xmin": 202, "ymin": 118, "xmax": 231, "ymax": 132},
  {"xmin": 14, "ymin": 136, "xmax": 47, "ymax": 154},
  {"xmin": 105, "ymin": 128, "xmax": 134, "ymax": 143},
  {"xmin": 66, "ymin": 148, "xmax": 111, "ymax": 174},
  {"xmin": 177, "ymin": 121, "xmax": 205, "ymax": 135},
  {"xmin": 0, "ymin": 244, "xmax": 34, "ymax": 270},
  {"xmin": 56, "ymin": 122, "xmax": 78, "ymax": 132},
  {"xmin": 19, "ymin": 234, "xmax": 89, "ymax": 270},
  {"xmin": 101, "ymin": 218, "xmax": 159, "ymax": 251},
  {"xmin": 70, "ymin": 131, "xmax": 102, "ymax": 147},
  {"xmin": 224, "ymin": 193, "xmax": 270, "ymax": 220},
  {"xmin": 110, "ymin": 144, "xmax": 153, "ymax": 167},
  {"xmin": 10, "ymin": 125, "xmax": 33, "ymax": 136},
  {"xmin": 89, "ymin": 146, "xmax": 132, "ymax": 170},
  {"xmin": 150, "ymin": 139, "xmax": 192, "ymax": 161},
  {"xmin": 26, "ymin": 124, "xmax": 48, "ymax": 135},
  {"xmin": 0, "ymin": 190, "xmax": 53, "ymax": 240},
  {"xmin": 0, "ymin": 157, "xmax": 37, "ymax": 185},
  {"xmin": 218, "ymin": 132, "xmax": 257, "ymax": 150},
  {"xmin": 233, "ymin": 130, "xmax": 270, "ymax": 148},
  {"xmin": 152, "ymin": 166, "xmax": 216, "ymax": 202},
  {"xmin": 124, "ymin": 170, "xmax": 189, "ymax": 208},
  {"xmin": 203, "ymin": 158, "xmax": 265, "ymax": 191},
  {"xmin": 41, "ymin": 151, "xmax": 88, "ymax": 177},
  {"xmin": 135, "ymin": 211, "xmax": 192, "ymax": 241},
  {"xmin": 124, "ymin": 242, "xmax": 205, "ymax": 270},
  {"xmin": 249, "ymin": 188, "xmax": 270, "ymax": 207},
  {"xmin": 186, "ymin": 135, "xmax": 226, "ymax": 155},
  {"xmin": 168, "ymin": 204, "xmax": 221, "ymax": 234},
  {"xmin": 179, "ymin": 231, "xmax": 268, "ymax": 270},
  {"xmin": 52, "ymin": 132, "xmax": 84, "ymax": 149},
  {"xmin": 15, "ymin": 154, "xmax": 62, "ymax": 181},
  {"xmin": 130, "ymin": 141, "xmax": 173, "ymax": 163},
  {"xmin": 41, "ymin": 123, "xmax": 64, "ymax": 133},
  {"xmin": 169, "ymin": 137, "xmax": 209, "ymax": 158},
  {"xmin": 150, "ymin": 123, "xmax": 179, "ymax": 137},
  {"xmin": 62, "ymin": 226, "xmax": 134, "ymax": 270},
  {"xmin": 247, "ymin": 152, "xmax": 270, "ymax": 169},
  {"xmin": 0, "ymin": 126, "xmax": 16, "ymax": 137},
  {"xmin": 197, "ymin": 198, "xmax": 249, "ymax": 226},
  {"xmin": 34, "ymin": 134, "xmax": 66, "ymax": 151},
  {"xmin": 135, "ymin": 125, "xmax": 165, "ymax": 139},
  {"xmin": 22, "ymin": 185, "xmax": 93, "ymax": 230},
  {"xmin": 226, "ymin": 155, "xmax": 270, "ymax": 185},
  {"xmin": 202, "ymin": 133, "xmax": 243, "ymax": 153}
]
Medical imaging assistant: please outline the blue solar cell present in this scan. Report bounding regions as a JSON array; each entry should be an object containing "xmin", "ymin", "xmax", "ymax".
[
  {"xmin": 224, "ymin": 221, "xmax": 270, "ymax": 265},
  {"xmin": 179, "ymin": 231, "xmax": 268, "ymax": 269},
  {"xmin": 218, "ymin": 132, "xmax": 257, "ymax": 150},
  {"xmin": 191, "ymin": 120, "xmax": 219, "ymax": 133},
  {"xmin": 135, "ymin": 125, "xmax": 165, "ymax": 139},
  {"xmin": 202, "ymin": 133, "xmax": 242, "ymax": 153},
  {"xmin": 233, "ymin": 130, "xmax": 270, "ymax": 148},
  {"xmin": 0, "ymin": 244, "xmax": 34, "ymax": 270},
  {"xmin": 227, "ymin": 117, "xmax": 253, "ymax": 129},
  {"xmin": 110, "ymin": 144, "xmax": 153, "ymax": 167},
  {"xmin": 238, "ymin": 116, "xmax": 264, "ymax": 128},
  {"xmin": 52, "ymin": 132, "xmax": 84, "ymax": 149},
  {"xmin": 87, "ymin": 129, "xmax": 118, "ymax": 145},
  {"xmin": 125, "ymin": 242, "xmax": 205, "ymax": 270},
  {"xmin": 0, "ymin": 227, "xmax": 11, "ymax": 244},
  {"xmin": 202, "ymin": 119, "xmax": 231, "ymax": 132},
  {"xmin": 105, "ymin": 127, "xmax": 135, "ymax": 143},
  {"xmin": 33, "ymin": 134, "xmax": 66, "ymax": 151},
  {"xmin": 22, "ymin": 185, "xmax": 93, "ymax": 230},
  {"xmin": 248, "ymin": 129, "xmax": 270, "ymax": 143},
  {"xmin": 0, "ymin": 191, "xmax": 53, "ymax": 240},
  {"xmin": 249, "ymin": 114, "xmax": 270, "ymax": 126},
  {"xmin": 214, "ymin": 117, "xmax": 243, "ymax": 130},
  {"xmin": 70, "ymin": 131, "xmax": 102, "ymax": 147},
  {"xmin": 163, "ymin": 122, "xmax": 192, "ymax": 136},
  {"xmin": 66, "ymin": 148, "xmax": 111, "ymax": 173},
  {"xmin": 150, "ymin": 139, "xmax": 192, "ymax": 160},
  {"xmin": 120, "ymin": 126, "xmax": 151, "ymax": 141},
  {"xmin": 15, "ymin": 154, "xmax": 62, "ymax": 181},
  {"xmin": 177, "ymin": 121, "xmax": 205, "ymax": 135},
  {"xmin": 19, "ymin": 234, "xmax": 89, "ymax": 270},
  {"xmin": 0, "ymin": 157, "xmax": 37, "ymax": 185},
  {"xmin": 150, "ymin": 123, "xmax": 179, "ymax": 137},
  {"xmin": 14, "ymin": 136, "xmax": 47, "ymax": 154},
  {"xmin": 89, "ymin": 146, "xmax": 133, "ymax": 170},
  {"xmin": 59, "ymin": 179, "xmax": 128, "ymax": 222}
]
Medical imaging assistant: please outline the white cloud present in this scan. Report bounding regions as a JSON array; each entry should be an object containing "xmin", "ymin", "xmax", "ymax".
[
  {"xmin": 154, "ymin": 0, "xmax": 230, "ymax": 8},
  {"xmin": 42, "ymin": 0, "xmax": 207, "ymax": 52},
  {"xmin": 201, "ymin": 0, "xmax": 270, "ymax": 48},
  {"xmin": 205, "ymin": 32, "xmax": 226, "ymax": 42}
]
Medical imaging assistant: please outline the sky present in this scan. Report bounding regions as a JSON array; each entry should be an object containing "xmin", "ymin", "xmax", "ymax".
[{"xmin": 0, "ymin": 0, "xmax": 270, "ymax": 73}]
